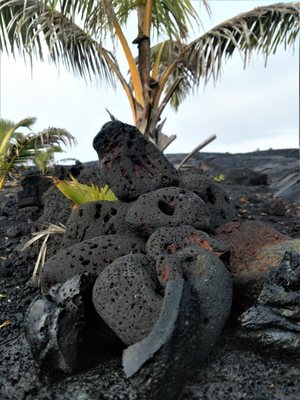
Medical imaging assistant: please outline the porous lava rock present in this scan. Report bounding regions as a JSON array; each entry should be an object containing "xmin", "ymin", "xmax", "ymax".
[
  {"xmin": 93, "ymin": 121, "xmax": 178, "ymax": 201},
  {"xmin": 35, "ymin": 186, "xmax": 72, "ymax": 229},
  {"xmin": 146, "ymin": 225, "xmax": 229, "ymax": 260},
  {"xmin": 40, "ymin": 235, "xmax": 146, "ymax": 292},
  {"xmin": 238, "ymin": 252, "xmax": 300, "ymax": 353},
  {"xmin": 92, "ymin": 254, "xmax": 162, "ymax": 346},
  {"xmin": 25, "ymin": 273, "xmax": 120, "ymax": 375},
  {"xmin": 63, "ymin": 200, "xmax": 132, "ymax": 248},
  {"xmin": 123, "ymin": 248, "xmax": 232, "ymax": 399},
  {"xmin": 28, "ymin": 186, "xmax": 73, "ymax": 259},
  {"xmin": 179, "ymin": 172, "xmax": 236, "ymax": 228},
  {"xmin": 126, "ymin": 187, "xmax": 210, "ymax": 237}
]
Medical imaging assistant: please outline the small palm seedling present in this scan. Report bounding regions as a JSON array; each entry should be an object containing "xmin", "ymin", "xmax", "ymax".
[
  {"xmin": 53, "ymin": 175, "xmax": 117, "ymax": 206},
  {"xmin": 213, "ymin": 174, "xmax": 225, "ymax": 183},
  {"xmin": 22, "ymin": 223, "xmax": 66, "ymax": 287},
  {"xmin": 0, "ymin": 117, "xmax": 76, "ymax": 190}
]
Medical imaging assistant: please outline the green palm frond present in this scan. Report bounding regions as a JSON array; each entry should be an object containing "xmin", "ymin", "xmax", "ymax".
[
  {"xmin": 0, "ymin": 117, "xmax": 36, "ymax": 155},
  {"xmin": 151, "ymin": 3, "xmax": 300, "ymax": 110},
  {"xmin": 147, "ymin": 0, "xmax": 200, "ymax": 39},
  {"xmin": 53, "ymin": 174, "xmax": 118, "ymax": 206},
  {"xmin": 84, "ymin": 0, "xmax": 202, "ymax": 40},
  {"xmin": 0, "ymin": 118, "xmax": 76, "ymax": 190}
]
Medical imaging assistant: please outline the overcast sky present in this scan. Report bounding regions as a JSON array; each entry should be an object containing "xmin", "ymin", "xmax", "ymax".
[{"xmin": 1, "ymin": 0, "xmax": 299, "ymax": 162}]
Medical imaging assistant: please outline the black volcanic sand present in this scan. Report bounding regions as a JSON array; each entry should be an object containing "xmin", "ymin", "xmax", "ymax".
[{"xmin": 0, "ymin": 149, "xmax": 299, "ymax": 400}]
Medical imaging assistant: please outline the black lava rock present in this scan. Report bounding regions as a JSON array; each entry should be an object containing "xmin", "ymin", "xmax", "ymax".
[
  {"xmin": 238, "ymin": 251, "xmax": 300, "ymax": 353},
  {"xmin": 92, "ymin": 254, "xmax": 162, "ymax": 346},
  {"xmin": 63, "ymin": 200, "xmax": 132, "ymax": 249},
  {"xmin": 18, "ymin": 174, "xmax": 52, "ymax": 208},
  {"xmin": 93, "ymin": 121, "xmax": 178, "ymax": 201},
  {"xmin": 40, "ymin": 234, "xmax": 146, "ymax": 292},
  {"xmin": 126, "ymin": 187, "xmax": 210, "ymax": 237},
  {"xmin": 179, "ymin": 172, "xmax": 236, "ymax": 228},
  {"xmin": 177, "ymin": 247, "xmax": 232, "ymax": 352},
  {"xmin": 226, "ymin": 168, "xmax": 268, "ymax": 185},
  {"xmin": 25, "ymin": 273, "xmax": 114, "ymax": 375}
]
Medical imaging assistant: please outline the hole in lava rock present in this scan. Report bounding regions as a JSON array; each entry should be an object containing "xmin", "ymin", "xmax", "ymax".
[
  {"xmin": 224, "ymin": 195, "xmax": 230, "ymax": 203},
  {"xmin": 104, "ymin": 213, "xmax": 110, "ymax": 223},
  {"xmin": 158, "ymin": 200, "xmax": 175, "ymax": 216},
  {"xmin": 206, "ymin": 187, "xmax": 216, "ymax": 204}
]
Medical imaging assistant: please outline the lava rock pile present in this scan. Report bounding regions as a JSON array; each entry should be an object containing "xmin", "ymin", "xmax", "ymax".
[{"xmin": 26, "ymin": 120, "xmax": 296, "ymax": 399}]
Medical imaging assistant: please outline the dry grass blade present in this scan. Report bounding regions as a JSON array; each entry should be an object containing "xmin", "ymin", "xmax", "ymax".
[
  {"xmin": 0, "ymin": 320, "xmax": 11, "ymax": 329},
  {"xmin": 22, "ymin": 223, "xmax": 66, "ymax": 286}
]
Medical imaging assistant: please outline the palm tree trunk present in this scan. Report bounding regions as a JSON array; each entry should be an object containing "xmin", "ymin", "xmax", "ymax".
[{"xmin": 135, "ymin": 2, "xmax": 151, "ymax": 138}]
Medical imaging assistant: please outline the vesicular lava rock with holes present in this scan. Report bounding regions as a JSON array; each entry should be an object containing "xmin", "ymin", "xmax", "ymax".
[
  {"xmin": 123, "ymin": 249, "xmax": 232, "ymax": 400},
  {"xmin": 39, "ymin": 235, "xmax": 146, "ymax": 292},
  {"xmin": 25, "ymin": 273, "xmax": 122, "ymax": 375},
  {"xmin": 146, "ymin": 225, "xmax": 229, "ymax": 259},
  {"xmin": 238, "ymin": 252, "xmax": 300, "ymax": 353},
  {"xmin": 62, "ymin": 200, "xmax": 132, "ymax": 249},
  {"xmin": 92, "ymin": 254, "xmax": 163, "ymax": 346},
  {"xmin": 126, "ymin": 187, "xmax": 210, "ymax": 237},
  {"xmin": 92, "ymin": 121, "xmax": 178, "ymax": 201},
  {"xmin": 179, "ymin": 172, "xmax": 236, "ymax": 228}
]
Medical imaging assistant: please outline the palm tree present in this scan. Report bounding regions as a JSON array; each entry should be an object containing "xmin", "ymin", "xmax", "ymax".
[
  {"xmin": 0, "ymin": 117, "xmax": 76, "ymax": 189},
  {"xmin": 0, "ymin": 1, "xmax": 298, "ymax": 150}
]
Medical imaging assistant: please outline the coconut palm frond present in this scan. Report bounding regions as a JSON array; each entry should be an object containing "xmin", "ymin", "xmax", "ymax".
[
  {"xmin": 154, "ymin": 3, "xmax": 300, "ymax": 110},
  {"xmin": 0, "ymin": 119, "xmax": 16, "ymax": 142},
  {"xmin": 0, "ymin": 117, "xmax": 36, "ymax": 155},
  {"xmin": 0, "ymin": 0, "xmax": 117, "ymax": 84},
  {"xmin": 150, "ymin": 0, "xmax": 200, "ymax": 39},
  {"xmin": 89, "ymin": 0, "xmax": 202, "ymax": 40},
  {"xmin": 22, "ymin": 223, "xmax": 66, "ymax": 286},
  {"xmin": 188, "ymin": 2, "xmax": 300, "ymax": 80},
  {"xmin": 32, "ymin": 127, "xmax": 77, "ymax": 149}
]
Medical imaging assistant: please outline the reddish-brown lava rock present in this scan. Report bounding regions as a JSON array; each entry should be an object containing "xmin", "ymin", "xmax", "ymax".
[
  {"xmin": 215, "ymin": 220, "xmax": 291, "ymax": 274},
  {"xmin": 146, "ymin": 225, "xmax": 229, "ymax": 262},
  {"xmin": 216, "ymin": 220, "xmax": 292, "ymax": 314}
]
